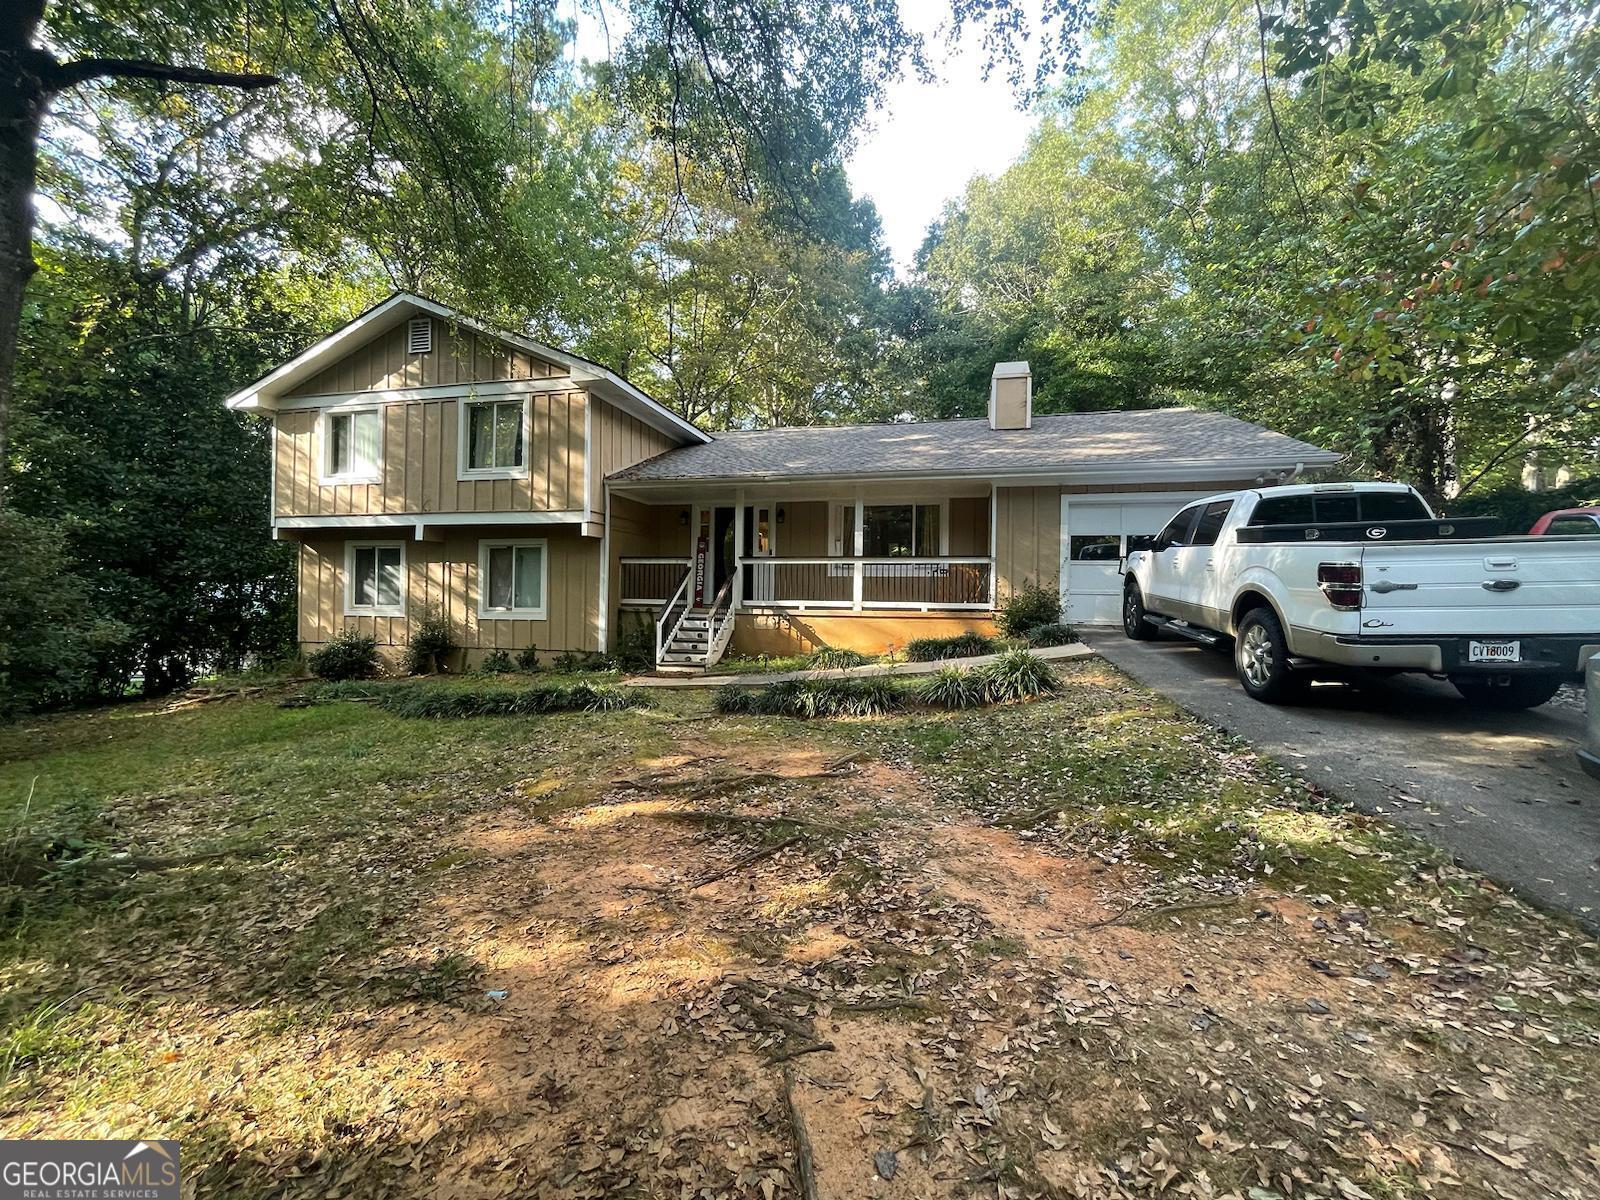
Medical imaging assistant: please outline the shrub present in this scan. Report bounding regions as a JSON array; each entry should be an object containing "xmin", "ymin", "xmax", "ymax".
[
  {"xmin": 612, "ymin": 622, "xmax": 656, "ymax": 673},
  {"xmin": 976, "ymin": 649, "xmax": 1060, "ymax": 703},
  {"xmin": 714, "ymin": 683, "xmax": 761, "ymax": 715},
  {"xmin": 904, "ymin": 632, "xmax": 996, "ymax": 661},
  {"xmin": 404, "ymin": 606, "xmax": 457, "ymax": 675},
  {"xmin": 806, "ymin": 647, "xmax": 871, "ymax": 670},
  {"xmin": 480, "ymin": 649, "xmax": 514, "ymax": 674},
  {"xmin": 1024, "ymin": 622, "xmax": 1078, "ymax": 648},
  {"xmin": 515, "ymin": 646, "xmax": 542, "ymax": 672},
  {"xmin": 916, "ymin": 665, "xmax": 985, "ymax": 709},
  {"xmin": 305, "ymin": 680, "xmax": 648, "ymax": 717},
  {"xmin": 307, "ymin": 629, "xmax": 379, "ymax": 681},
  {"xmin": 0, "ymin": 512, "xmax": 132, "ymax": 718},
  {"xmin": 998, "ymin": 581, "xmax": 1062, "ymax": 638}
]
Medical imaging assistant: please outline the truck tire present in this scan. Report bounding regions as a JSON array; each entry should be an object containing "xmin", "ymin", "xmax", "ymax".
[
  {"xmin": 1123, "ymin": 584, "xmax": 1155, "ymax": 640},
  {"xmin": 1234, "ymin": 607, "xmax": 1305, "ymax": 704},
  {"xmin": 1450, "ymin": 674, "xmax": 1563, "ymax": 711}
]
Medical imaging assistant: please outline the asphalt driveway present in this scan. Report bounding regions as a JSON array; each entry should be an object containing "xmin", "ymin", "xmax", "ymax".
[{"xmin": 1085, "ymin": 630, "xmax": 1600, "ymax": 929}]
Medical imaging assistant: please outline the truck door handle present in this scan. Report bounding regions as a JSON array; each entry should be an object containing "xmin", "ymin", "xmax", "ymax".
[
  {"xmin": 1482, "ymin": 579, "xmax": 1520, "ymax": 592},
  {"xmin": 1368, "ymin": 580, "xmax": 1417, "ymax": 593}
]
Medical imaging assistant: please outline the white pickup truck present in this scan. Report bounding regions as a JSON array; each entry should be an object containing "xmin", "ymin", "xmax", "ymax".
[{"xmin": 1120, "ymin": 482, "xmax": 1600, "ymax": 708}]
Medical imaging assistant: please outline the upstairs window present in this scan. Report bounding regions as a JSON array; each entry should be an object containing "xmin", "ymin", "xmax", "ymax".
[
  {"xmin": 325, "ymin": 409, "xmax": 381, "ymax": 481},
  {"xmin": 478, "ymin": 540, "xmax": 547, "ymax": 619},
  {"xmin": 461, "ymin": 399, "xmax": 526, "ymax": 476},
  {"xmin": 345, "ymin": 542, "xmax": 405, "ymax": 617}
]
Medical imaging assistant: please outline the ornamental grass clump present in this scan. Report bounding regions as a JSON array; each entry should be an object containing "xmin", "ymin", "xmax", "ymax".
[
  {"xmin": 1023, "ymin": 622, "xmax": 1078, "ymax": 648},
  {"xmin": 805, "ymin": 647, "xmax": 871, "ymax": 669},
  {"xmin": 915, "ymin": 665, "xmax": 985, "ymax": 710},
  {"xmin": 976, "ymin": 649, "xmax": 1060, "ymax": 703},
  {"xmin": 904, "ymin": 632, "xmax": 996, "ymax": 662},
  {"xmin": 303, "ymin": 680, "xmax": 646, "ymax": 717}
]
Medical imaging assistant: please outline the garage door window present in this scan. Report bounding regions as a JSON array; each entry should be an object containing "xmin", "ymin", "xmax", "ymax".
[{"xmin": 1070, "ymin": 535, "xmax": 1122, "ymax": 561}]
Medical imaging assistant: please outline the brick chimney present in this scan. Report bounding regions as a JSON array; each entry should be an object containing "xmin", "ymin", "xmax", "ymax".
[{"xmin": 989, "ymin": 361, "xmax": 1032, "ymax": 430}]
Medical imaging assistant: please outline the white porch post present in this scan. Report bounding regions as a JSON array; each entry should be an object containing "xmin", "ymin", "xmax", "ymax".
[
  {"xmin": 852, "ymin": 496, "xmax": 865, "ymax": 612},
  {"xmin": 733, "ymin": 489, "xmax": 746, "ymax": 612}
]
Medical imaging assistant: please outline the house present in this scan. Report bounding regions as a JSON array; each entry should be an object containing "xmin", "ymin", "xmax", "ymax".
[{"xmin": 224, "ymin": 293, "xmax": 1341, "ymax": 669}]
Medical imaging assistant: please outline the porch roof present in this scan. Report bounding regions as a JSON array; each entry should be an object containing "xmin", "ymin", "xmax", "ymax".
[{"xmin": 608, "ymin": 408, "xmax": 1339, "ymax": 485}]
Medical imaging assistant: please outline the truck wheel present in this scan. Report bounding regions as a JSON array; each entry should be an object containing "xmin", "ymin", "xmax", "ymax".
[
  {"xmin": 1234, "ymin": 607, "xmax": 1305, "ymax": 703},
  {"xmin": 1123, "ymin": 585, "xmax": 1155, "ymax": 640},
  {"xmin": 1450, "ymin": 674, "xmax": 1563, "ymax": 711}
]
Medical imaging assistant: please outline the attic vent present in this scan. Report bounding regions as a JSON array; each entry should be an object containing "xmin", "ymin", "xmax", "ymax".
[{"xmin": 406, "ymin": 317, "xmax": 433, "ymax": 355}]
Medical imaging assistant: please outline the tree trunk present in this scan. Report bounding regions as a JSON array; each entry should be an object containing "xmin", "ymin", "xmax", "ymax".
[{"xmin": 0, "ymin": 23, "xmax": 51, "ymax": 510}]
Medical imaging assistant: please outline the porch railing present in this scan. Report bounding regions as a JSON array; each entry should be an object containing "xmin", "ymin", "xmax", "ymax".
[
  {"xmin": 654, "ymin": 566, "xmax": 693, "ymax": 665},
  {"xmin": 620, "ymin": 556, "xmax": 692, "ymax": 605},
  {"xmin": 741, "ymin": 557, "xmax": 995, "ymax": 611},
  {"xmin": 704, "ymin": 575, "xmax": 737, "ymax": 667}
]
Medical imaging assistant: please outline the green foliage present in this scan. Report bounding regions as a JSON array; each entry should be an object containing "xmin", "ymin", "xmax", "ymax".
[
  {"xmin": 1024, "ymin": 623, "xmax": 1077, "ymax": 648},
  {"xmin": 404, "ymin": 608, "xmax": 458, "ymax": 676},
  {"xmin": 998, "ymin": 583, "xmax": 1061, "ymax": 638},
  {"xmin": 304, "ymin": 680, "xmax": 647, "ymax": 717},
  {"xmin": 806, "ymin": 647, "xmax": 872, "ymax": 669},
  {"xmin": 716, "ymin": 677, "xmax": 903, "ymax": 719},
  {"xmin": 915, "ymin": 665, "xmax": 985, "ymax": 710},
  {"xmin": 975, "ymin": 649, "xmax": 1060, "ymax": 703},
  {"xmin": 904, "ymin": 632, "xmax": 997, "ymax": 661},
  {"xmin": 612, "ymin": 622, "xmax": 656, "ymax": 673},
  {"xmin": 1446, "ymin": 477, "xmax": 1600, "ymax": 533},
  {"xmin": 479, "ymin": 649, "xmax": 514, "ymax": 675},
  {"xmin": 515, "ymin": 647, "xmax": 543, "ymax": 673},
  {"xmin": 306, "ymin": 630, "xmax": 379, "ymax": 682},
  {"xmin": 713, "ymin": 684, "xmax": 762, "ymax": 715},
  {"xmin": 0, "ymin": 512, "xmax": 131, "ymax": 719}
]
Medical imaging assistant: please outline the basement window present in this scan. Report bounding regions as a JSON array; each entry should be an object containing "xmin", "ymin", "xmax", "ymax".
[
  {"xmin": 345, "ymin": 542, "xmax": 405, "ymax": 617},
  {"xmin": 478, "ymin": 540, "xmax": 547, "ymax": 620}
]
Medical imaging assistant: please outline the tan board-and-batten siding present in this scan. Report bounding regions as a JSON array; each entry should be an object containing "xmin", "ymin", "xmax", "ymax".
[
  {"xmin": 286, "ymin": 320, "xmax": 568, "ymax": 396},
  {"xmin": 297, "ymin": 527, "xmax": 602, "ymax": 666},
  {"xmin": 273, "ymin": 392, "xmax": 589, "ymax": 517}
]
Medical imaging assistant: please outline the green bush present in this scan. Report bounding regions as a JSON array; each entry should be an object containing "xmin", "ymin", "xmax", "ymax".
[
  {"xmin": 976, "ymin": 649, "xmax": 1060, "ymax": 703},
  {"xmin": 904, "ymin": 632, "xmax": 996, "ymax": 661},
  {"xmin": 915, "ymin": 665, "xmax": 985, "ymax": 709},
  {"xmin": 998, "ymin": 581, "xmax": 1062, "ymax": 638},
  {"xmin": 1024, "ymin": 622, "xmax": 1078, "ymax": 648},
  {"xmin": 480, "ymin": 649, "xmax": 514, "ymax": 674},
  {"xmin": 304, "ymin": 680, "xmax": 647, "ymax": 717},
  {"xmin": 306, "ymin": 629, "xmax": 379, "ymax": 681},
  {"xmin": 1447, "ymin": 475, "xmax": 1600, "ymax": 532},
  {"xmin": 404, "ymin": 606, "xmax": 457, "ymax": 675},
  {"xmin": 613, "ymin": 622, "xmax": 656, "ymax": 672},
  {"xmin": 806, "ymin": 647, "xmax": 871, "ymax": 669},
  {"xmin": 714, "ymin": 683, "xmax": 762, "ymax": 715},
  {"xmin": 720, "ymin": 677, "xmax": 902, "ymax": 718},
  {"xmin": 515, "ymin": 646, "xmax": 542, "ymax": 672},
  {"xmin": 0, "ymin": 512, "xmax": 131, "ymax": 718}
]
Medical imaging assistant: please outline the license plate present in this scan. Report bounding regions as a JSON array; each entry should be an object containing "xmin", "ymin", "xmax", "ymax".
[{"xmin": 1469, "ymin": 640, "xmax": 1521, "ymax": 664}]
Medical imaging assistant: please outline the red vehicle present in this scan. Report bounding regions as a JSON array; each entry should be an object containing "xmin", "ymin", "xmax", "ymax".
[{"xmin": 1529, "ymin": 507, "xmax": 1600, "ymax": 536}]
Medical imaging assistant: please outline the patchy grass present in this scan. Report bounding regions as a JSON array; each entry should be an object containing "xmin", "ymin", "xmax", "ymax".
[{"xmin": 0, "ymin": 661, "xmax": 1595, "ymax": 1200}]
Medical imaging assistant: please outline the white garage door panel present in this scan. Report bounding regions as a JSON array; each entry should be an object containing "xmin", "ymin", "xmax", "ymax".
[{"xmin": 1059, "ymin": 493, "xmax": 1208, "ymax": 625}]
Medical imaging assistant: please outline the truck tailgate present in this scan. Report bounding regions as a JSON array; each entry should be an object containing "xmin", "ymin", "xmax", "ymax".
[{"xmin": 1359, "ymin": 538, "xmax": 1600, "ymax": 636}]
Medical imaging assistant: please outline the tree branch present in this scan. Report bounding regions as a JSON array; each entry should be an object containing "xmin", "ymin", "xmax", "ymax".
[{"xmin": 48, "ymin": 59, "xmax": 280, "ymax": 96}]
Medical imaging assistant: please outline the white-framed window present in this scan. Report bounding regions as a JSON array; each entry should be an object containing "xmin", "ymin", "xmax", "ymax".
[
  {"xmin": 477, "ymin": 539, "xmax": 547, "ymax": 619},
  {"xmin": 830, "ymin": 501, "xmax": 949, "ymax": 557},
  {"xmin": 344, "ymin": 541, "xmax": 406, "ymax": 617},
  {"xmin": 458, "ymin": 397, "xmax": 528, "ymax": 479},
  {"xmin": 321, "ymin": 407, "xmax": 382, "ymax": 483}
]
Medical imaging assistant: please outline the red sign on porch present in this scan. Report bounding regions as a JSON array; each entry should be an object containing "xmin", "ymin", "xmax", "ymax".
[{"xmin": 693, "ymin": 535, "xmax": 709, "ymax": 606}]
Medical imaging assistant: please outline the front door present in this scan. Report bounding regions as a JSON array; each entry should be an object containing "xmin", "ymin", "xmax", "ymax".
[{"xmin": 691, "ymin": 506, "xmax": 738, "ymax": 606}]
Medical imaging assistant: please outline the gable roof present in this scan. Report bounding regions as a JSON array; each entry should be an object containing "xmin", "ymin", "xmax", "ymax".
[
  {"xmin": 610, "ymin": 408, "xmax": 1340, "ymax": 485},
  {"xmin": 222, "ymin": 292, "xmax": 709, "ymax": 445}
]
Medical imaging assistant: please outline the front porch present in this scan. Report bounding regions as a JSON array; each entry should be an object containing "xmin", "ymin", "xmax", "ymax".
[{"xmin": 608, "ymin": 485, "xmax": 997, "ymax": 668}]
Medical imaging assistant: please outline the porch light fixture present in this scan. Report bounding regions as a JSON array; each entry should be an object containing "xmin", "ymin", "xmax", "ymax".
[
  {"xmin": 679, "ymin": 509, "xmax": 690, "ymax": 526},
  {"xmin": 777, "ymin": 507, "xmax": 786, "ymax": 524}
]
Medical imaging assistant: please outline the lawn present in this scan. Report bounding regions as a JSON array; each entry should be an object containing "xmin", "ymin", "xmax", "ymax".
[{"xmin": 1, "ymin": 661, "xmax": 1596, "ymax": 1199}]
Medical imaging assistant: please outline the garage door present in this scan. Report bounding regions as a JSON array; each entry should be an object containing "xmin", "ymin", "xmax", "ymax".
[{"xmin": 1059, "ymin": 494, "xmax": 1207, "ymax": 624}]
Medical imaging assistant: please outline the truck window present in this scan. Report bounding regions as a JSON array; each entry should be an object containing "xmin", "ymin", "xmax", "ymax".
[
  {"xmin": 1315, "ymin": 494, "xmax": 1360, "ymax": 522},
  {"xmin": 1249, "ymin": 494, "xmax": 1314, "ymax": 525},
  {"xmin": 1156, "ymin": 506, "xmax": 1201, "ymax": 548},
  {"xmin": 1191, "ymin": 500, "xmax": 1234, "ymax": 547},
  {"xmin": 1359, "ymin": 491, "xmax": 1431, "ymax": 521},
  {"xmin": 1547, "ymin": 514, "xmax": 1600, "ymax": 535}
]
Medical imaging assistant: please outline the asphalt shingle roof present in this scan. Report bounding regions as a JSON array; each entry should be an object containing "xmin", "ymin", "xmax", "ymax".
[{"xmin": 609, "ymin": 409, "xmax": 1338, "ymax": 483}]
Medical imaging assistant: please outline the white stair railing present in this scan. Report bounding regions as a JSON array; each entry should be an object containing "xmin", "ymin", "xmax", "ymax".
[
  {"xmin": 704, "ymin": 576, "xmax": 737, "ymax": 667},
  {"xmin": 654, "ymin": 568, "xmax": 692, "ymax": 666}
]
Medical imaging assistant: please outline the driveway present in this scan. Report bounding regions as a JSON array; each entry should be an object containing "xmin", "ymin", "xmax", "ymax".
[{"xmin": 1085, "ymin": 630, "xmax": 1600, "ymax": 928}]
